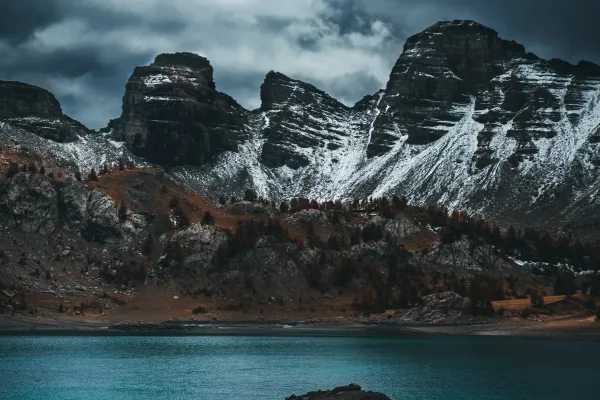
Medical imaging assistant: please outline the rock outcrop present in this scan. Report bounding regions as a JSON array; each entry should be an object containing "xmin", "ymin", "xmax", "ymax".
[
  {"xmin": 351, "ymin": 240, "xmax": 393, "ymax": 262},
  {"xmin": 110, "ymin": 52, "xmax": 248, "ymax": 166},
  {"xmin": 286, "ymin": 384, "xmax": 391, "ymax": 400},
  {"xmin": 285, "ymin": 209, "xmax": 331, "ymax": 228},
  {"xmin": 0, "ymin": 173, "xmax": 145, "ymax": 243},
  {"xmin": 259, "ymin": 71, "xmax": 351, "ymax": 169},
  {"xmin": 81, "ymin": 189, "xmax": 124, "ymax": 243},
  {"xmin": 59, "ymin": 178, "xmax": 88, "ymax": 231},
  {"xmin": 227, "ymin": 237, "xmax": 309, "ymax": 297},
  {"xmin": 231, "ymin": 200, "xmax": 274, "ymax": 216},
  {"xmin": 366, "ymin": 215, "xmax": 420, "ymax": 241},
  {"xmin": 0, "ymin": 81, "xmax": 88, "ymax": 142},
  {"xmin": 161, "ymin": 224, "xmax": 229, "ymax": 273},
  {"xmin": 400, "ymin": 291, "xmax": 470, "ymax": 324},
  {"xmin": 1, "ymin": 172, "xmax": 59, "ymax": 235},
  {"xmin": 420, "ymin": 238, "xmax": 513, "ymax": 277}
]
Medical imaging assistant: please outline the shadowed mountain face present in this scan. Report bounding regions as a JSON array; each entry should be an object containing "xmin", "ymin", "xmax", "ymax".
[
  {"xmin": 367, "ymin": 20, "xmax": 529, "ymax": 154},
  {"xmin": 1, "ymin": 20, "xmax": 599, "ymax": 231},
  {"xmin": 0, "ymin": 81, "xmax": 89, "ymax": 142},
  {"xmin": 108, "ymin": 52, "xmax": 249, "ymax": 166}
]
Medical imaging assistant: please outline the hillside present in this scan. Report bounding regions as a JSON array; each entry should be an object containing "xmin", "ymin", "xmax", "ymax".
[{"xmin": 0, "ymin": 157, "xmax": 598, "ymax": 328}]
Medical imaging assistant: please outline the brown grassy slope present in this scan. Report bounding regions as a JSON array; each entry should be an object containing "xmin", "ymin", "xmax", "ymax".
[{"xmin": 87, "ymin": 168, "xmax": 261, "ymax": 233}]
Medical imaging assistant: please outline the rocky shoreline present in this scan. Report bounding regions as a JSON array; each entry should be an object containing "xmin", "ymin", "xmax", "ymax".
[{"xmin": 1, "ymin": 313, "xmax": 599, "ymax": 339}]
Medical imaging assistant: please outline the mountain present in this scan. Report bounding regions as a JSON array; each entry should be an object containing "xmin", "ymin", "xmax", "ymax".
[
  {"xmin": 167, "ymin": 20, "xmax": 600, "ymax": 231},
  {"xmin": 1, "ymin": 20, "xmax": 600, "ymax": 232},
  {"xmin": 108, "ymin": 52, "xmax": 248, "ymax": 166},
  {"xmin": 0, "ymin": 81, "xmax": 90, "ymax": 142},
  {"xmin": 1, "ymin": 21, "xmax": 600, "ymax": 327}
]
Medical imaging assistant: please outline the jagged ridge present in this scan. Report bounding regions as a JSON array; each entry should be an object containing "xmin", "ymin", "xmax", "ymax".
[{"xmin": 0, "ymin": 21, "xmax": 599, "ymax": 232}]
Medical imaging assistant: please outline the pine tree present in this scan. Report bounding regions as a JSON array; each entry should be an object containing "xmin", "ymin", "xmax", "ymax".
[
  {"xmin": 6, "ymin": 162, "xmax": 19, "ymax": 178},
  {"xmin": 172, "ymin": 204, "xmax": 190, "ymax": 228},
  {"xmin": 142, "ymin": 232, "xmax": 155, "ymax": 256},
  {"xmin": 202, "ymin": 211, "xmax": 215, "ymax": 225},
  {"xmin": 504, "ymin": 225, "xmax": 517, "ymax": 249},
  {"xmin": 290, "ymin": 198, "xmax": 299, "ymax": 213},
  {"xmin": 118, "ymin": 202, "xmax": 128, "ymax": 222},
  {"xmin": 137, "ymin": 258, "xmax": 149, "ymax": 279},
  {"xmin": 327, "ymin": 235, "xmax": 342, "ymax": 251},
  {"xmin": 173, "ymin": 240, "xmax": 185, "ymax": 263},
  {"xmin": 554, "ymin": 272, "xmax": 578, "ymax": 298},
  {"xmin": 362, "ymin": 283, "xmax": 375, "ymax": 310},
  {"xmin": 279, "ymin": 201, "xmax": 290, "ymax": 213},
  {"xmin": 87, "ymin": 168, "xmax": 98, "ymax": 181},
  {"xmin": 27, "ymin": 162, "xmax": 38, "ymax": 174},
  {"xmin": 387, "ymin": 250, "xmax": 398, "ymax": 287},
  {"xmin": 169, "ymin": 195, "xmax": 179, "ymax": 208},
  {"xmin": 244, "ymin": 189, "xmax": 258, "ymax": 202}
]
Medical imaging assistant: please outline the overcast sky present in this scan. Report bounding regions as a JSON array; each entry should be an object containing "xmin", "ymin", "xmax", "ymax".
[{"xmin": 1, "ymin": 0, "xmax": 598, "ymax": 129}]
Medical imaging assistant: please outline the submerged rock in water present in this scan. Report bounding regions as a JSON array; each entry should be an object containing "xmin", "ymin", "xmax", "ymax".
[{"xmin": 286, "ymin": 383, "xmax": 391, "ymax": 400}]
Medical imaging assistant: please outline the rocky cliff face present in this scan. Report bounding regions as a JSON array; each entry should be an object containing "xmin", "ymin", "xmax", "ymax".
[
  {"xmin": 109, "ymin": 52, "xmax": 248, "ymax": 166},
  {"xmin": 0, "ymin": 81, "xmax": 88, "ymax": 142},
  {"xmin": 259, "ymin": 71, "xmax": 351, "ymax": 169},
  {"xmin": 0, "ymin": 173, "xmax": 145, "ymax": 243},
  {"xmin": 400, "ymin": 291, "xmax": 471, "ymax": 324},
  {"xmin": 173, "ymin": 20, "xmax": 600, "ymax": 231},
  {"xmin": 1, "ymin": 21, "xmax": 599, "ymax": 232},
  {"xmin": 368, "ymin": 20, "xmax": 529, "ymax": 153}
]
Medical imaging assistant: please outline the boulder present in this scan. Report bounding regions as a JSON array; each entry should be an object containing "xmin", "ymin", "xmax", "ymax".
[{"xmin": 81, "ymin": 189, "xmax": 123, "ymax": 243}]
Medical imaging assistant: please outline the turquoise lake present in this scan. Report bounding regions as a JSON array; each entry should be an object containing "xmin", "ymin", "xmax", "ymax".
[{"xmin": 0, "ymin": 335, "xmax": 597, "ymax": 399}]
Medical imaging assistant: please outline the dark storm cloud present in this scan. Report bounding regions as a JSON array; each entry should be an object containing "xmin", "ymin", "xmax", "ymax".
[
  {"xmin": 2, "ymin": 48, "xmax": 120, "ymax": 78},
  {"xmin": 358, "ymin": 0, "xmax": 600, "ymax": 64},
  {"xmin": 0, "ymin": 0, "xmax": 598, "ymax": 129},
  {"xmin": 324, "ymin": 0, "xmax": 382, "ymax": 36},
  {"xmin": 214, "ymin": 69, "xmax": 270, "ymax": 110},
  {"xmin": 308, "ymin": 71, "xmax": 383, "ymax": 105},
  {"xmin": 0, "ymin": 0, "xmax": 61, "ymax": 44}
]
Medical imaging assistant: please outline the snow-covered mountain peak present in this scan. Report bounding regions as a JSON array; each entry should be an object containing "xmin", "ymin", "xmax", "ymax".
[{"xmin": 1, "ymin": 21, "xmax": 599, "ymax": 233}]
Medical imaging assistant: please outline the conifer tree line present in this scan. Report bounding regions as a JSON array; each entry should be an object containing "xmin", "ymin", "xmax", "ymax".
[
  {"xmin": 259, "ymin": 193, "xmax": 599, "ymax": 273},
  {"xmin": 3, "ymin": 158, "xmax": 137, "ymax": 182}
]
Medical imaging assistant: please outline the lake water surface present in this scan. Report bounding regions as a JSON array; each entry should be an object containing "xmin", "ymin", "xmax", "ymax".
[{"xmin": 0, "ymin": 335, "xmax": 597, "ymax": 399}]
